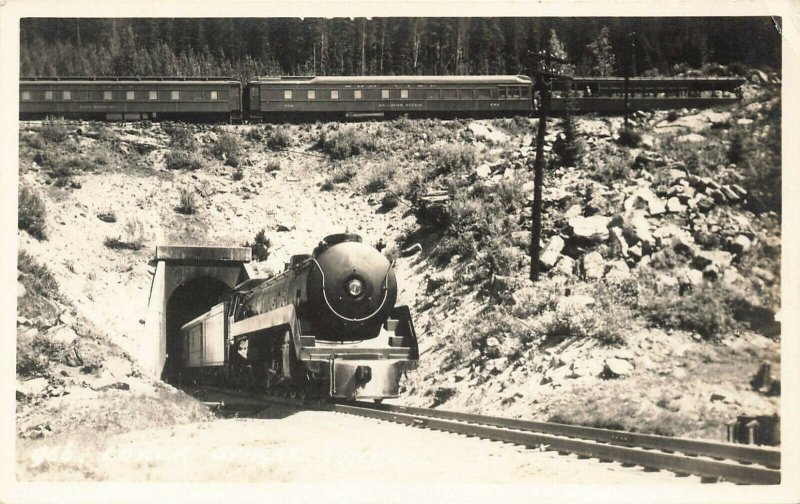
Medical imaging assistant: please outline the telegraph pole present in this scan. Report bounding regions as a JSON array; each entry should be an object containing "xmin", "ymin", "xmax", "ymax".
[{"xmin": 528, "ymin": 52, "xmax": 573, "ymax": 282}]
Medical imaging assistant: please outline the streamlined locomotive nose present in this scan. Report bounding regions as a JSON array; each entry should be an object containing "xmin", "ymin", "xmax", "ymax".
[{"xmin": 307, "ymin": 234, "xmax": 398, "ymax": 339}]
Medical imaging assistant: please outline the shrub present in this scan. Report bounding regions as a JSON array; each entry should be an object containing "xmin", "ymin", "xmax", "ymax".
[
  {"xmin": 616, "ymin": 126, "xmax": 641, "ymax": 148},
  {"xmin": 40, "ymin": 118, "xmax": 68, "ymax": 143},
  {"xmin": 104, "ymin": 218, "xmax": 145, "ymax": 251},
  {"xmin": 317, "ymin": 126, "xmax": 377, "ymax": 159},
  {"xmin": 163, "ymin": 124, "xmax": 197, "ymax": 150},
  {"xmin": 176, "ymin": 188, "xmax": 197, "ymax": 215},
  {"xmin": 232, "ymin": 167, "xmax": 244, "ymax": 181},
  {"xmin": 330, "ymin": 164, "xmax": 357, "ymax": 184},
  {"xmin": 636, "ymin": 271, "xmax": 739, "ymax": 340},
  {"xmin": 320, "ymin": 179, "xmax": 335, "ymax": 191},
  {"xmin": 18, "ymin": 186, "xmax": 47, "ymax": 240},
  {"xmin": 244, "ymin": 229, "xmax": 271, "ymax": 261},
  {"xmin": 727, "ymin": 131, "xmax": 746, "ymax": 164},
  {"xmin": 211, "ymin": 133, "xmax": 240, "ymax": 163},
  {"xmin": 362, "ymin": 163, "xmax": 395, "ymax": 193},
  {"xmin": 245, "ymin": 127, "xmax": 263, "ymax": 142},
  {"xmin": 266, "ymin": 126, "xmax": 291, "ymax": 150},
  {"xmin": 265, "ymin": 160, "xmax": 281, "ymax": 172},
  {"xmin": 667, "ymin": 110, "xmax": 680, "ymax": 122},
  {"xmin": 97, "ymin": 210, "xmax": 117, "ymax": 223},
  {"xmin": 426, "ymin": 144, "xmax": 476, "ymax": 176},
  {"xmin": 17, "ymin": 250, "xmax": 59, "ymax": 300},
  {"xmin": 17, "ymin": 331, "xmax": 67, "ymax": 377},
  {"xmin": 165, "ymin": 150, "xmax": 203, "ymax": 171}
]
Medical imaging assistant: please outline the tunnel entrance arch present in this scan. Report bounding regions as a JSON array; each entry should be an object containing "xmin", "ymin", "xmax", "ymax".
[
  {"xmin": 163, "ymin": 276, "xmax": 231, "ymax": 381},
  {"xmin": 141, "ymin": 246, "xmax": 253, "ymax": 378}
]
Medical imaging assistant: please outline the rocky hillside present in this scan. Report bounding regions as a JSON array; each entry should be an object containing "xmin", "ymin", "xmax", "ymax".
[{"xmin": 17, "ymin": 83, "xmax": 780, "ymax": 455}]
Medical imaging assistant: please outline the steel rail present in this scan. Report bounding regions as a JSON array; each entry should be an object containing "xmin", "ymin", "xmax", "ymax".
[
  {"xmin": 343, "ymin": 401, "xmax": 780, "ymax": 469},
  {"xmin": 334, "ymin": 403, "xmax": 780, "ymax": 486},
  {"xmin": 190, "ymin": 387, "xmax": 780, "ymax": 484}
]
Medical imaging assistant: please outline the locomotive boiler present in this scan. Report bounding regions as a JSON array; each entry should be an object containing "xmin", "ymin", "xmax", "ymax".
[{"xmin": 178, "ymin": 233, "xmax": 418, "ymax": 401}]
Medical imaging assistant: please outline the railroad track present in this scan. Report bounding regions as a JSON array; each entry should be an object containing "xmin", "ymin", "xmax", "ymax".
[{"xmin": 191, "ymin": 386, "xmax": 780, "ymax": 485}]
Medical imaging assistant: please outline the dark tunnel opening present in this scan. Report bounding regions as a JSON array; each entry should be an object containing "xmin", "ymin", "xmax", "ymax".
[{"xmin": 163, "ymin": 276, "xmax": 231, "ymax": 382}]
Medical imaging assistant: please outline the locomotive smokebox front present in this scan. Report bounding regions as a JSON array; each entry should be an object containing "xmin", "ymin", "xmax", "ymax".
[{"xmin": 306, "ymin": 233, "xmax": 397, "ymax": 341}]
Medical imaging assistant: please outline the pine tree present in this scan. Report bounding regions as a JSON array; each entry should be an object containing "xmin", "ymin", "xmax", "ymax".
[{"xmin": 586, "ymin": 26, "xmax": 616, "ymax": 76}]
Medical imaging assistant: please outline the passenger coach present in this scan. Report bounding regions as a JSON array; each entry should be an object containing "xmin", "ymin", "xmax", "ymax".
[
  {"xmin": 19, "ymin": 77, "xmax": 242, "ymax": 122},
  {"xmin": 245, "ymin": 75, "xmax": 533, "ymax": 120}
]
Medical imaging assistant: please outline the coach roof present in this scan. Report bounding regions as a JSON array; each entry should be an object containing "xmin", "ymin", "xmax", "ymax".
[{"xmin": 250, "ymin": 75, "xmax": 532, "ymax": 85}]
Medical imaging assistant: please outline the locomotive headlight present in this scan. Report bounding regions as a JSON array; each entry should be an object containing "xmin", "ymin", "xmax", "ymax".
[{"xmin": 347, "ymin": 278, "xmax": 365, "ymax": 297}]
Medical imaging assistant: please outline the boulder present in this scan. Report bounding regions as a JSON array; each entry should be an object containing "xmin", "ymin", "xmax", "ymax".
[
  {"xmin": 624, "ymin": 187, "xmax": 666, "ymax": 216},
  {"xmin": 666, "ymin": 197, "xmax": 687, "ymax": 213},
  {"xmin": 467, "ymin": 122, "xmax": 508, "ymax": 144},
  {"xmin": 677, "ymin": 133, "xmax": 706, "ymax": 143},
  {"xmin": 540, "ymin": 236, "xmax": 565, "ymax": 270},
  {"xmin": 47, "ymin": 325, "xmax": 78, "ymax": 346},
  {"xmin": 582, "ymin": 252, "xmax": 606, "ymax": 280},
  {"xmin": 679, "ymin": 268, "xmax": 704, "ymax": 286},
  {"xmin": 564, "ymin": 204, "xmax": 582, "ymax": 218},
  {"xmin": 691, "ymin": 250, "xmax": 733, "ymax": 270},
  {"xmin": 17, "ymin": 282, "xmax": 26, "ymax": 299},
  {"xmin": 603, "ymin": 358, "xmax": 634, "ymax": 378},
  {"xmin": 622, "ymin": 210, "xmax": 654, "ymax": 247},
  {"xmin": 475, "ymin": 164, "xmax": 492, "ymax": 178},
  {"xmin": 553, "ymin": 255, "xmax": 576, "ymax": 276},
  {"xmin": 568, "ymin": 215, "xmax": 611, "ymax": 243},
  {"xmin": 729, "ymin": 235, "xmax": 752, "ymax": 255},
  {"xmin": 17, "ymin": 377, "xmax": 49, "ymax": 398},
  {"xmin": 605, "ymin": 260, "xmax": 631, "ymax": 282},
  {"xmin": 511, "ymin": 230, "xmax": 531, "ymax": 248},
  {"xmin": 571, "ymin": 357, "xmax": 605, "ymax": 378},
  {"xmin": 608, "ymin": 227, "xmax": 628, "ymax": 258}
]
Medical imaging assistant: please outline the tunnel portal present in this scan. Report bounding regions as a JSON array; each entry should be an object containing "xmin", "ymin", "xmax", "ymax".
[{"xmin": 141, "ymin": 245, "xmax": 253, "ymax": 378}]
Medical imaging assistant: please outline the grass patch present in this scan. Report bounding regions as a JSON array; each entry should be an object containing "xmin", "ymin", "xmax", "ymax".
[{"xmin": 18, "ymin": 186, "xmax": 47, "ymax": 240}]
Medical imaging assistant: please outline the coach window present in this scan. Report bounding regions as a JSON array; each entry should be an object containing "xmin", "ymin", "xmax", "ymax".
[
  {"xmin": 62, "ymin": 91, "xmax": 71, "ymax": 100},
  {"xmin": 400, "ymin": 89, "xmax": 408, "ymax": 99},
  {"xmin": 477, "ymin": 88, "xmax": 491, "ymax": 99},
  {"xmin": 509, "ymin": 87, "xmax": 520, "ymax": 99},
  {"xmin": 381, "ymin": 89, "xmax": 390, "ymax": 99},
  {"xmin": 171, "ymin": 91, "xmax": 180, "ymax": 100},
  {"xmin": 149, "ymin": 90, "xmax": 158, "ymax": 100},
  {"xmin": 284, "ymin": 90, "xmax": 293, "ymax": 100},
  {"xmin": 22, "ymin": 91, "xmax": 31, "ymax": 101},
  {"xmin": 331, "ymin": 90, "xmax": 339, "ymax": 100},
  {"xmin": 210, "ymin": 91, "xmax": 218, "ymax": 100},
  {"xmin": 45, "ymin": 91, "xmax": 53, "ymax": 100},
  {"xmin": 354, "ymin": 90, "xmax": 362, "ymax": 100},
  {"xmin": 104, "ymin": 91, "xmax": 113, "ymax": 101},
  {"xmin": 308, "ymin": 90, "xmax": 316, "ymax": 100},
  {"xmin": 126, "ymin": 91, "xmax": 135, "ymax": 101}
]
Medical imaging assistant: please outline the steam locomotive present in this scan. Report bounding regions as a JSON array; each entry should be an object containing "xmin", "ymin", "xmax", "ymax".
[{"xmin": 177, "ymin": 233, "xmax": 419, "ymax": 401}]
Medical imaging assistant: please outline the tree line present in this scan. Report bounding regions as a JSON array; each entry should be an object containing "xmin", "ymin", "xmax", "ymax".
[{"xmin": 20, "ymin": 18, "xmax": 780, "ymax": 81}]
